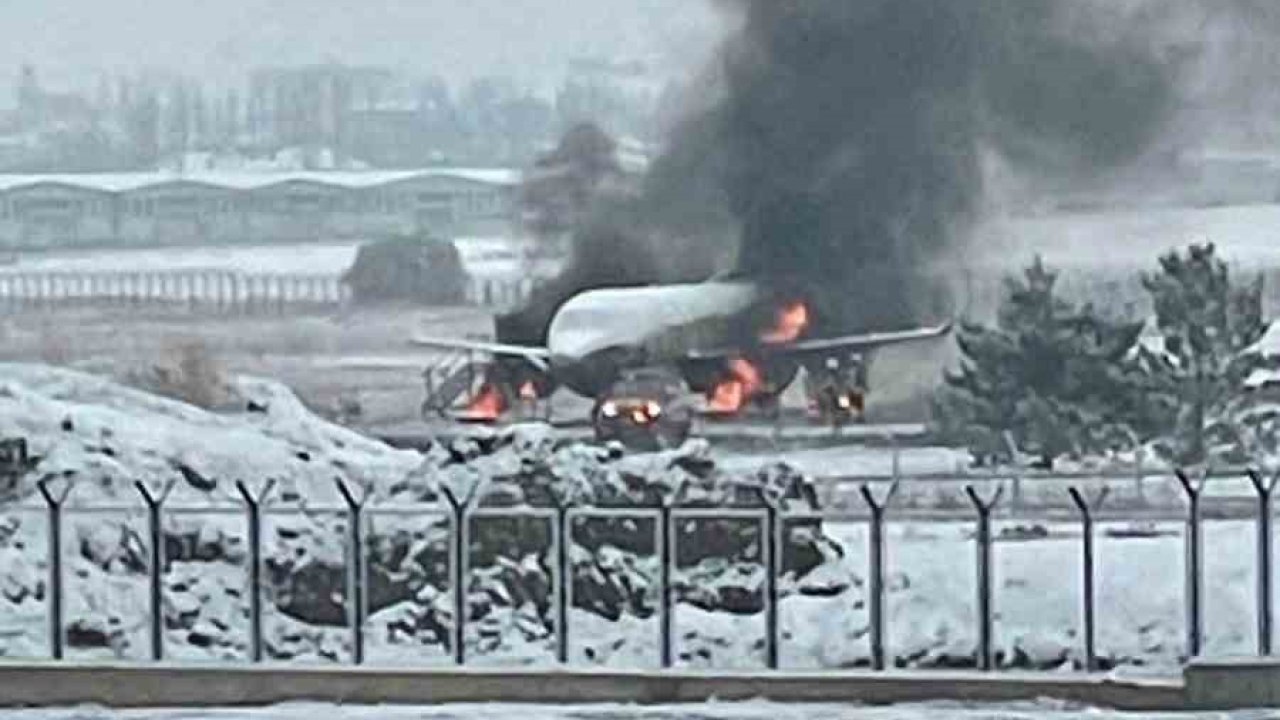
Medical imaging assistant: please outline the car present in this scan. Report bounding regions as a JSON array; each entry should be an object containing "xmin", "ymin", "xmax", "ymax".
[{"xmin": 592, "ymin": 367, "xmax": 696, "ymax": 450}]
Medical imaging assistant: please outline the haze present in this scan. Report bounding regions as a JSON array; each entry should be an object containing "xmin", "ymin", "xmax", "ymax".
[{"xmin": 0, "ymin": 0, "xmax": 726, "ymax": 93}]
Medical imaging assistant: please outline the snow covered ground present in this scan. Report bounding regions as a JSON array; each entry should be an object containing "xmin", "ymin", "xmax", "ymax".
[
  {"xmin": 0, "ymin": 701, "xmax": 1264, "ymax": 720},
  {"xmin": 0, "ymin": 363, "xmax": 1275, "ymax": 675}
]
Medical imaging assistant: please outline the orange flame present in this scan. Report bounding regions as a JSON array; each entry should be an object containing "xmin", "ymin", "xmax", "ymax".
[
  {"xmin": 518, "ymin": 380, "xmax": 538, "ymax": 400},
  {"xmin": 465, "ymin": 383, "xmax": 505, "ymax": 420},
  {"xmin": 708, "ymin": 357, "xmax": 765, "ymax": 414},
  {"xmin": 760, "ymin": 301, "xmax": 810, "ymax": 344}
]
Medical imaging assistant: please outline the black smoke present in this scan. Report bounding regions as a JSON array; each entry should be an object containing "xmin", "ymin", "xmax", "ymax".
[
  {"xmin": 503, "ymin": 1, "xmax": 1254, "ymax": 344},
  {"xmin": 709, "ymin": 0, "xmax": 1187, "ymax": 333}
]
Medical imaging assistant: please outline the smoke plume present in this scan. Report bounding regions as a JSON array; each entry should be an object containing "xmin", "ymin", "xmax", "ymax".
[
  {"xmin": 505, "ymin": 1, "xmax": 1276, "ymax": 344},
  {"xmin": 702, "ymin": 0, "xmax": 1190, "ymax": 332}
]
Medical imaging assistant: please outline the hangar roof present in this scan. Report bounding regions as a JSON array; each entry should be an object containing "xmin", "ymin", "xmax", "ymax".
[{"xmin": 0, "ymin": 168, "xmax": 520, "ymax": 194}]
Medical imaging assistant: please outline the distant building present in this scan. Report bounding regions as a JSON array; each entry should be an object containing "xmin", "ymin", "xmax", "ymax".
[
  {"xmin": 247, "ymin": 64, "xmax": 393, "ymax": 153},
  {"xmin": 13, "ymin": 65, "xmax": 95, "ymax": 133},
  {"xmin": 0, "ymin": 167, "xmax": 520, "ymax": 249}
]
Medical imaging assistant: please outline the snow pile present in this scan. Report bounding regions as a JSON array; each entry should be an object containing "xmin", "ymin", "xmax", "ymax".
[
  {"xmin": 0, "ymin": 364, "xmax": 844, "ymax": 664},
  {"xmin": 0, "ymin": 363, "xmax": 423, "ymax": 503}
]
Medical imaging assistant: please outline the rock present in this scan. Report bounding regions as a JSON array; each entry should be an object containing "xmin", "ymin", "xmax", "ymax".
[
  {"xmin": 1007, "ymin": 634, "xmax": 1072, "ymax": 670},
  {"xmin": 173, "ymin": 462, "xmax": 216, "ymax": 492},
  {"xmin": 76, "ymin": 522, "xmax": 146, "ymax": 574},
  {"xmin": 166, "ymin": 590, "xmax": 202, "ymax": 630},
  {"xmin": 187, "ymin": 622, "xmax": 221, "ymax": 648},
  {"xmin": 793, "ymin": 559, "xmax": 858, "ymax": 597},
  {"xmin": 65, "ymin": 619, "xmax": 116, "ymax": 649},
  {"xmin": 0, "ymin": 547, "xmax": 38, "ymax": 604}
]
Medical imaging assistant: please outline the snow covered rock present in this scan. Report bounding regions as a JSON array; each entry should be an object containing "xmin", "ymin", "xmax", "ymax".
[
  {"xmin": 0, "ymin": 363, "xmax": 424, "ymax": 504},
  {"xmin": 0, "ymin": 363, "xmax": 850, "ymax": 665}
]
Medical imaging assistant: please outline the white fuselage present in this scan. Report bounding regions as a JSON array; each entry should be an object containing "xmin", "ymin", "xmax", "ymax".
[{"xmin": 545, "ymin": 281, "xmax": 761, "ymax": 368}]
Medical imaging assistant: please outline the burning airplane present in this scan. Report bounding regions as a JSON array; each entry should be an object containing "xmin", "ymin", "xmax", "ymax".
[{"xmin": 412, "ymin": 278, "xmax": 951, "ymax": 430}]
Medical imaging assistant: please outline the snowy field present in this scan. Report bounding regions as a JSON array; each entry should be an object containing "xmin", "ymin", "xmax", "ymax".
[
  {"xmin": 0, "ymin": 701, "xmax": 1271, "ymax": 720},
  {"xmin": 0, "ymin": 302, "xmax": 490, "ymax": 428}
]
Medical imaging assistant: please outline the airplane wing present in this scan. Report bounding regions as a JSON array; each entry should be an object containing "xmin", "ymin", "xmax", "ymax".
[
  {"xmin": 685, "ymin": 322, "xmax": 953, "ymax": 361},
  {"xmin": 409, "ymin": 336, "xmax": 552, "ymax": 371}
]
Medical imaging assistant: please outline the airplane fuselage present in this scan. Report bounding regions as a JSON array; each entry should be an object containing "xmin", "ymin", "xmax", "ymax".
[{"xmin": 543, "ymin": 281, "xmax": 766, "ymax": 396}]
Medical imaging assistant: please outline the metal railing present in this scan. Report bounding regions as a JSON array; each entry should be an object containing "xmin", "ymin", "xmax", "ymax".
[
  {"xmin": 0, "ymin": 269, "xmax": 535, "ymax": 314},
  {"xmin": 0, "ymin": 269, "xmax": 349, "ymax": 314},
  {"xmin": 3, "ymin": 467, "xmax": 1278, "ymax": 671}
]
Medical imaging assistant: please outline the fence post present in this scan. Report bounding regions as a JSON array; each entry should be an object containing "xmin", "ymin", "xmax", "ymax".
[
  {"xmin": 965, "ymin": 484, "xmax": 1003, "ymax": 671},
  {"xmin": 37, "ymin": 478, "xmax": 73, "ymax": 660},
  {"xmin": 135, "ymin": 479, "xmax": 176, "ymax": 662},
  {"xmin": 1068, "ymin": 486, "xmax": 1108, "ymax": 671},
  {"xmin": 552, "ymin": 497, "xmax": 572, "ymax": 664},
  {"xmin": 1175, "ymin": 469, "xmax": 1205, "ymax": 659},
  {"xmin": 335, "ymin": 478, "xmax": 368, "ymax": 665},
  {"xmin": 658, "ymin": 498, "xmax": 674, "ymax": 669},
  {"xmin": 754, "ymin": 486, "xmax": 781, "ymax": 670},
  {"xmin": 440, "ymin": 485, "xmax": 474, "ymax": 665},
  {"xmin": 1248, "ymin": 469, "xmax": 1276, "ymax": 655},
  {"xmin": 860, "ymin": 480, "xmax": 899, "ymax": 670},
  {"xmin": 235, "ymin": 479, "xmax": 275, "ymax": 663}
]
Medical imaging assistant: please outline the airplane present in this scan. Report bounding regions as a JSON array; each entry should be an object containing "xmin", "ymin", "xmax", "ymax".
[{"xmin": 410, "ymin": 279, "xmax": 953, "ymax": 432}]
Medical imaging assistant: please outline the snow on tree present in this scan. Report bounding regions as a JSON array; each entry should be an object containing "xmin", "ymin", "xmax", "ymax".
[
  {"xmin": 1135, "ymin": 243, "xmax": 1265, "ymax": 466},
  {"xmin": 935, "ymin": 257, "xmax": 1144, "ymax": 467},
  {"xmin": 1227, "ymin": 322, "xmax": 1280, "ymax": 467}
]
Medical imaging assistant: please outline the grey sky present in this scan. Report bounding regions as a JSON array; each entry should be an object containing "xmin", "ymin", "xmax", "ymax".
[{"xmin": 1, "ymin": 0, "xmax": 728, "ymax": 94}]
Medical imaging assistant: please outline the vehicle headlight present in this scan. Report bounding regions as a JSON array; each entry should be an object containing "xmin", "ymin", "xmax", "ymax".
[
  {"xmin": 645, "ymin": 401, "xmax": 662, "ymax": 417},
  {"xmin": 601, "ymin": 401, "xmax": 618, "ymax": 418}
]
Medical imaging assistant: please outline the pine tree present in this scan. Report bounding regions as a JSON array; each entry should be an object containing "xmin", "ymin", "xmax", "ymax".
[
  {"xmin": 935, "ymin": 257, "xmax": 1143, "ymax": 466},
  {"xmin": 1137, "ymin": 243, "xmax": 1265, "ymax": 465}
]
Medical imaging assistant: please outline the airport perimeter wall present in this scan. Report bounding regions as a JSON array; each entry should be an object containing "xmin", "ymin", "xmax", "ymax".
[{"xmin": 3, "ymin": 659, "xmax": 1278, "ymax": 711}]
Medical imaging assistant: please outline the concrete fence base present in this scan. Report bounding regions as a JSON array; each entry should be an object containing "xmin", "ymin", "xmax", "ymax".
[
  {"xmin": 1183, "ymin": 657, "xmax": 1280, "ymax": 710},
  {"xmin": 0, "ymin": 663, "xmax": 1189, "ymax": 710}
]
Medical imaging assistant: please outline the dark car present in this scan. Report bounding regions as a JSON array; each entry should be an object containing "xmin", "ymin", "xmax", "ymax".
[{"xmin": 593, "ymin": 367, "xmax": 696, "ymax": 450}]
